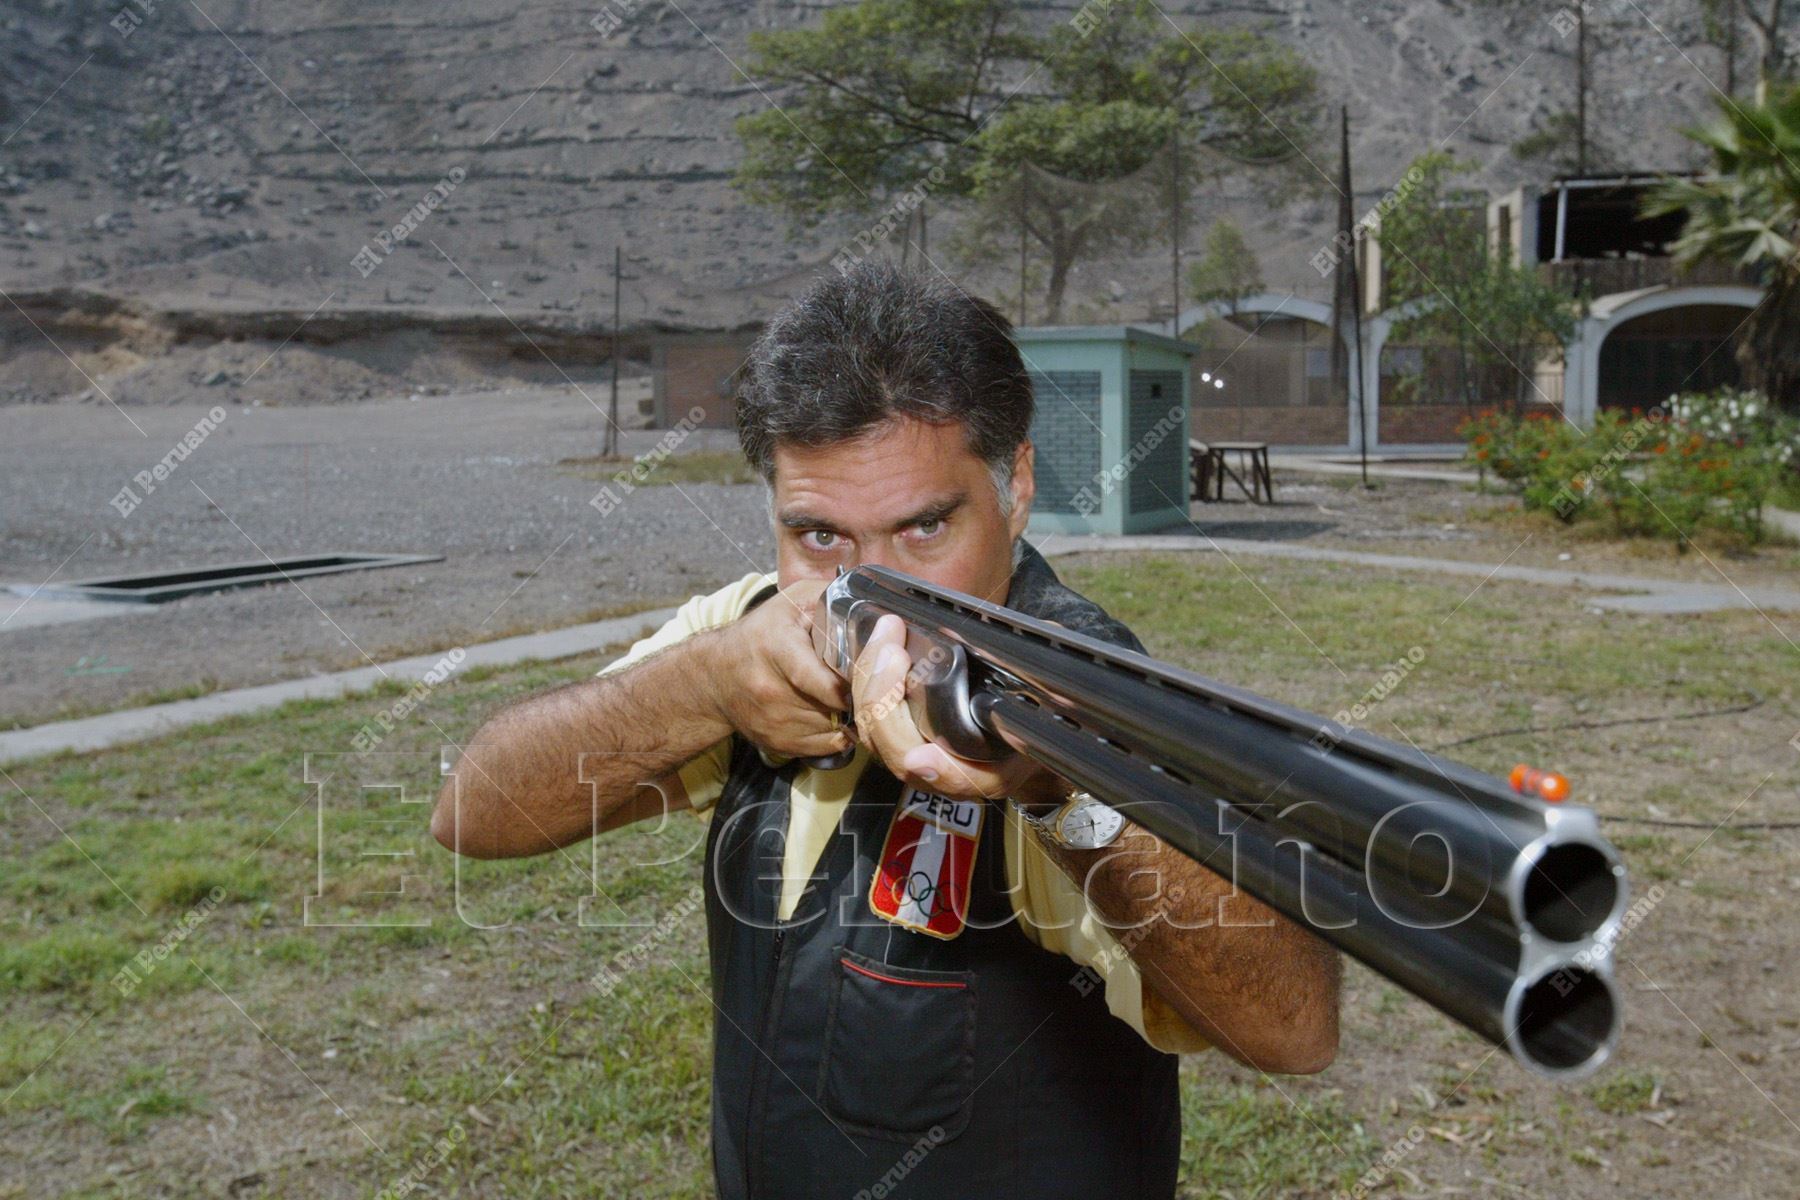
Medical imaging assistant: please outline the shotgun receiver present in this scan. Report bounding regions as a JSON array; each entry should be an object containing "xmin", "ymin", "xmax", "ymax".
[{"xmin": 811, "ymin": 564, "xmax": 1628, "ymax": 1080}]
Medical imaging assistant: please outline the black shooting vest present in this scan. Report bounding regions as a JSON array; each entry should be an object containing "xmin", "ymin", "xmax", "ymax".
[{"xmin": 701, "ymin": 545, "xmax": 1181, "ymax": 1199}]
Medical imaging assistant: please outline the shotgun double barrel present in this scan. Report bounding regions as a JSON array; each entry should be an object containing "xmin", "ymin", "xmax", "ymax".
[{"xmin": 812, "ymin": 564, "xmax": 1628, "ymax": 1080}]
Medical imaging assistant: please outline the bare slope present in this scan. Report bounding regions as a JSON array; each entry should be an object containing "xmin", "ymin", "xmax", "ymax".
[{"xmin": 0, "ymin": 0, "xmax": 1733, "ymax": 400}]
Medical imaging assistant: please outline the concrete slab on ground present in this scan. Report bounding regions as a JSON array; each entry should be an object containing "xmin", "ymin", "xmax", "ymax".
[{"xmin": 1, "ymin": 591, "xmax": 158, "ymax": 631}]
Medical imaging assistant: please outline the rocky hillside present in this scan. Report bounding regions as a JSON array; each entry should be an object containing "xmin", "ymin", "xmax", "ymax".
[{"xmin": 0, "ymin": 0, "xmax": 1739, "ymax": 399}]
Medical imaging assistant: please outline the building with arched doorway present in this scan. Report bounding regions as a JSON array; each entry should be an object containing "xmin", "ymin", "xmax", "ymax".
[
  {"xmin": 1494, "ymin": 177, "xmax": 1760, "ymax": 427},
  {"xmin": 1159, "ymin": 175, "xmax": 1765, "ymax": 454},
  {"xmin": 1562, "ymin": 285, "xmax": 1758, "ymax": 424}
]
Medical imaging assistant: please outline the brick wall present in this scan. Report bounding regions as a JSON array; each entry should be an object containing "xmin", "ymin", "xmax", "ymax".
[
  {"xmin": 659, "ymin": 335, "xmax": 757, "ymax": 428},
  {"xmin": 1379, "ymin": 405, "xmax": 1470, "ymax": 444},
  {"xmin": 1192, "ymin": 405, "xmax": 1347, "ymax": 446}
]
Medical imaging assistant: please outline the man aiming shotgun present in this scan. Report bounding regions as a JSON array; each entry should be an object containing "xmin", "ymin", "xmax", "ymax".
[{"xmin": 432, "ymin": 260, "xmax": 1340, "ymax": 1198}]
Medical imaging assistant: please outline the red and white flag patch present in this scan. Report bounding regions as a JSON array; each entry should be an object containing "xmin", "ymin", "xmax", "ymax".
[{"xmin": 869, "ymin": 789, "xmax": 984, "ymax": 940}]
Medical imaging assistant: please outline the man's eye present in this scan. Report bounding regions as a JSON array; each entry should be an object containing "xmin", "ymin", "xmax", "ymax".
[
  {"xmin": 913, "ymin": 518, "xmax": 943, "ymax": 538},
  {"xmin": 801, "ymin": 530, "xmax": 838, "ymax": 551}
]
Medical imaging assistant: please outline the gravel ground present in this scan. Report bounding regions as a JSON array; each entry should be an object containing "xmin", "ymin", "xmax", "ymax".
[{"xmin": 0, "ymin": 389, "xmax": 770, "ymax": 727}]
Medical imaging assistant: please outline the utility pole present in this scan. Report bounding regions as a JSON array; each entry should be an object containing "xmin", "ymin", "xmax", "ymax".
[
  {"xmin": 1576, "ymin": 12, "xmax": 1589, "ymax": 175},
  {"xmin": 1727, "ymin": 0, "xmax": 1739, "ymax": 96},
  {"xmin": 1170, "ymin": 125, "xmax": 1183, "ymax": 337},
  {"xmin": 1330, "ymin": 105, "xmax": 1369, "ymax": 486},
  {"xmin": 1018, "ymin": 167, "xmax": 1029, "ymax": 326},
  {"xmin": 605, "ymin": 245, "xmax": 624, "ymax": 459}
]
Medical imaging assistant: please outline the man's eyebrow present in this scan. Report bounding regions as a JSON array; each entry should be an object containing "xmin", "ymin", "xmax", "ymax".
[
  {"xmin": 890, "ymin": 493, "xmax": 965, "ymax": 532},
  {"xmin": 775, "ymin": 493, "xmax": 967, "ymax": 533},
  {"xmin": 777, "ymin": 509, "xmax": 843, "ymax": 531}
]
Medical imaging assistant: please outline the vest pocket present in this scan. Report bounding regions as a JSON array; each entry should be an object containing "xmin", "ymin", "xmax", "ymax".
[{"xmin": 818, "ymin": 947, "xmax": 978, "ymax": 1142}]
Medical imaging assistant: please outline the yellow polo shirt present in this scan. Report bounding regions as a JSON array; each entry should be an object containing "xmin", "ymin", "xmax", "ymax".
[{"xmin": 600, "ymin": 573, "xmax": 1211, "ymax": 1056}]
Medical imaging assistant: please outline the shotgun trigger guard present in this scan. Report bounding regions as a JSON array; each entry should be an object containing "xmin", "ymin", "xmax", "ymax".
[{"xmin": 814, "ymin": 574, "xmax": 1011, "ymax": 763}]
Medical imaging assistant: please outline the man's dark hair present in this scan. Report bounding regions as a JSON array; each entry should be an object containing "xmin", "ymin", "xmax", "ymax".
[{"xmin": 734, "ymin": 260, "xmax": 1034, "ymax": 495}]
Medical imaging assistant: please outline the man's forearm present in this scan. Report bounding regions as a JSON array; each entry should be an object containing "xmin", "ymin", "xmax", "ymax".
[
  {"xmin": 1039, "ymin": 822, "xmax": 1341, "ymax": 1073},
  {"xmin": 432, "ymin": 632, "xmax": 732, "ymax": 858}
]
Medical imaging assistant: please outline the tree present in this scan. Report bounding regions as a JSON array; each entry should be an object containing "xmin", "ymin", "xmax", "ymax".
[
  {"xmin": 731, "ymin": 0, "xmax": 1024, "ymax": 223},
  {"xmin": 1185, "ymin": 217, "xmax": 1263, "ymax": 313},
  {"xmin": 1381, "ymin": 152, "xmax": 1577, "ymax": 414},
  {"xmin": 1700, "ymin": 1, "xmax": 1793, "ymax": 102},
  {"xmin": 1483, "ymin": 0, "xmax": 1606, "ymax": 174},
  {"xmin": 961, "ymin": 102, "xmax": 1179, "ymax": 321},
  {"xmin": 1736, "ymin": 0, "xmax": 1795, "ymax": 99},
  {"xmin": 970, "ymin": 6, "xmax": 1315, "ymax": 320},
  {"xmin": 1511, "ymin": 110, "xmax": 1614, "ymax": 175},
  {"xmin": 1647, "ymin": 85, "xmax": 1800, "ymax": 412},
  {"xmin": 732, "ymin": 0, "xmax": 1317, "ymax": 320},
  {"xmin": 1700, "ymin": 0, "xmax": 1743, "ymax": 96}
]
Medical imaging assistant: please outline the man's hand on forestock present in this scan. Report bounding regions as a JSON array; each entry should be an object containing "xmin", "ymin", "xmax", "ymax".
[{"xmin": 850, "ymin": 613, "xmax": 1046, "ymax": 804}]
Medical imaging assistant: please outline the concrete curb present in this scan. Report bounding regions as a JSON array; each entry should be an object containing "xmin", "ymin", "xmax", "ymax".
[
  {"xmin": 0, "ymin": 607, "xmax": 676, "ymax": 766},
  {"xmin": 1038, "ymin": 534, "xmax": 1800, "ymax": 615},
  {"xmin": 1267, "ymin": 455, "xmax": 1478, "ymax": 485}
]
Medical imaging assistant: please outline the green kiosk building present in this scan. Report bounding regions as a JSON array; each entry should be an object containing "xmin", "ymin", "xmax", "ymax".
[{"xmin": 1017, "ymin": 325, "xmax": 1195, "ymax": 537}]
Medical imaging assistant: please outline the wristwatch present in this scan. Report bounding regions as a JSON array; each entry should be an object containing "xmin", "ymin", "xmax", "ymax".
[{"xmin": 1018, "ymin": 790, "xmax": 1126, "ymax": 850}]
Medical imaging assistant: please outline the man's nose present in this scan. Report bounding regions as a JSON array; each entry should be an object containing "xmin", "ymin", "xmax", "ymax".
[{"xmin": 852, "ymin": 542, "xmax": 898, "ymax": 572}]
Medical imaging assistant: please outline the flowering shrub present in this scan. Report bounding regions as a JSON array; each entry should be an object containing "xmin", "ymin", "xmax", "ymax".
[
  {"xmin": 1667, "ymin": 388, "xmax": 1798, "ymax": 472},
  {"xmin": 1459, "ymin": 389, "xmax": 1795, "ymax": 546},
  {"xmin": 1461, "ymin": 409, "xmax": 1574, "ymax": 487}
]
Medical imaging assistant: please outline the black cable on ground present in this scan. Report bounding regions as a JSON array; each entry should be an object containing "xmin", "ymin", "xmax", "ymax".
[
  {"xmin": 1427, "ymin": 692, "xmax": 1765, "ymax": 750},
  {"xmin": 1425, "ymin": 692, "xmax": 1793, "ymax": 830}
]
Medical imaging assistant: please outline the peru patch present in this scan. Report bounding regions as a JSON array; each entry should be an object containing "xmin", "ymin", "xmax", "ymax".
[{"xmin": 868, "ymin": 788, "xmax": 984, "ymax": 940}]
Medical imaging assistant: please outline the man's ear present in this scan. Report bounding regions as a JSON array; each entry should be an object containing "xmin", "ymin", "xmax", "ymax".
[{"xmin": 1007, "ymin": 440, "xmax": 1035, "ymax": 542}]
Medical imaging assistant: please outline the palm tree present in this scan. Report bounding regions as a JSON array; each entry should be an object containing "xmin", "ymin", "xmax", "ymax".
[{"xmin": 1646, "ymin": 86, "xmax": 1800, "ymax": 413}]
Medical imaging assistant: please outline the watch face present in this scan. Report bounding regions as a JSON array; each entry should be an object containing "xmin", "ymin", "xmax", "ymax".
[{"xmin": 1058, "ymin": 799, "xmax": 1125, "ymax": 849}]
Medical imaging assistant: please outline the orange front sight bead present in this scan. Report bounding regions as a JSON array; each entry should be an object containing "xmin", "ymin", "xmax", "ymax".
[{"xmin": 1510, "ymin": 763, "xmax": 1570, "ymax": 804}]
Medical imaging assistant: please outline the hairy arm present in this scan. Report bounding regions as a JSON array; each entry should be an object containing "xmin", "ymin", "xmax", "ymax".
[
  {"xmin": 431, "ymin": 578, "xmax": 847, "ymax": 859},
  {"xmin": 1038, "ymin": 822, "xmax": 1341, "ymax": 1074},
  {"xmin": 431, "ymin": 635, "xmax": 725, "ymax": 858}
]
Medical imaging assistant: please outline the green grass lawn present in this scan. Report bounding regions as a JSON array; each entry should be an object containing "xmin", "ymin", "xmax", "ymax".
[
  {"xmin": 556, "ymin": 449, "xmax": 760, "ymax": 488},
  {"xmin": 2, "ymin": 553, "xmax": 1794, "ymax": 1197}
]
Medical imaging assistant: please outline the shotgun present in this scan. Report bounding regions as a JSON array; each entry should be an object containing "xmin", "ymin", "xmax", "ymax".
[{"xmin": 810, "ymin": 564, "xmax": 1628, "ymax": 1080}]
